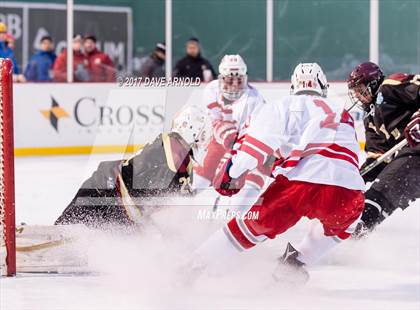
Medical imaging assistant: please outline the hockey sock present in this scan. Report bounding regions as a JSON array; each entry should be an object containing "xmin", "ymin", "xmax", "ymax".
[
  {"xmin": 194, "ymin": 227, "xmax": 243, "ymax": 275},
  {"xmin": 294, "ymin": 221, "xmax": 341, "ymax": 266}
]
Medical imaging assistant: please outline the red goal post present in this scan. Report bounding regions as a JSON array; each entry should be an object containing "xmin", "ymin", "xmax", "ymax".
[{"xmin": 0, "ymin": 58, "xmax": 16, "ymax": 277}]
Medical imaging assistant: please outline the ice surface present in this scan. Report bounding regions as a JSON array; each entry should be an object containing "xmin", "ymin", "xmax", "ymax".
[{"xmin": 1, "ymin": 154, "xmax": 419, "ymax": 310}]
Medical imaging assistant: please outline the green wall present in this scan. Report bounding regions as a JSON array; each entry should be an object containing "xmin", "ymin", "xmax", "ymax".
[
  {"xmin": 5, "ymin": 0, "xmax": 420, "ymax": 80},
  {"xmin": 379, "ymin": 0, "xmax": 420, "ymax": 74},
  {"xmin": 75, "ymin": 0, "xmax": 165, "ymax": 57},
  {"xmin": 173, "ymin": 0, "xmax": 266, "ymax": 80},
  {"xmin": 274, "ymin": 0, "xmax": 370, "ymax": 80}
]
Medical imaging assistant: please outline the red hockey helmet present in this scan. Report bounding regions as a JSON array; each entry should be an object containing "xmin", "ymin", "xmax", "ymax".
[{"xmin": 347, "ymin": 62, "xmax": 384, "ymax": 109}]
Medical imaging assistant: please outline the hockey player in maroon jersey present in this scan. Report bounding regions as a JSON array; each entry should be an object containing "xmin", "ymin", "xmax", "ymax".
[
  {"xmin": 55, "ymin": 105, "xmax": 211, "ymax": 227},
  {"xmin": 347, "ymin": 62, "xmax": 420, "ymax": 237},
  {"xmin": 189, "ymin": 63, "xmax": 365, "ymax": 283}
]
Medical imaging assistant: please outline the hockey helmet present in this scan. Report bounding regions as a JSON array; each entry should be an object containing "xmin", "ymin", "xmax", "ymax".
[
  {"xmin": 347, "ymin": 62, "xmax": 384, "ymax": 109},
  {"xmin": 171, "ymin": 104, "xmax": 212, "ymax": 156},
  {"xmin": 291, "ymin": 63, "xmax": 328, "ymax": 97},
  {"xmin": 218, "ymin": 54, "xmax": 248, "ymax": 101}
]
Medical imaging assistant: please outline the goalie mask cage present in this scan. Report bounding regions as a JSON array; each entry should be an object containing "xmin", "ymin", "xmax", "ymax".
[{"xmin": 0, "ymin": 58, "xmax": 16, "ymax": 276}]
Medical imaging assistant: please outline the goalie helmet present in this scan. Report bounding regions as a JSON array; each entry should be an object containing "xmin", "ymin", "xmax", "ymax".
[
  {"xmin": 218, "ymin": 54, "xmax": 248, "ymax": 101},
  {"xmin": 290, "ymin": 63, "xmax": 328, "ymax": 97},
  {"xmin": 171, "ymin": 104, "xmax": 212, "ymax": 162}
]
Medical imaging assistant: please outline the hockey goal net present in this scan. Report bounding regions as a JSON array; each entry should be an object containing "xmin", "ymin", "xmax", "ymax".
[{"xmin": 0, "ymin": 58, "xmax": 16, "ymax": 276}]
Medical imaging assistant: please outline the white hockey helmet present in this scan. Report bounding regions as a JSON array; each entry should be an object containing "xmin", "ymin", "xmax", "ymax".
[
  {"xmin": 171, "ymin": 104, "xmax": 212, "ymax": 156},
  {"xmin": 218, "ymin": 54, "xmax": 248, "ymax": 101},
  {"xmin": 290, "ymin": 63, "xmax": 328, "ymax": 97}
]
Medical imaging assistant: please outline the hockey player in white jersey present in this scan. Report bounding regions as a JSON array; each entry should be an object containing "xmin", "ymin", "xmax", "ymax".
[
  {"xmin": 193, "ymin": 54, "xmax": 269, "ymax": 212},
  {"xmin": 193, "ymin": 63, "xmax": 365, "ymax": 282}
]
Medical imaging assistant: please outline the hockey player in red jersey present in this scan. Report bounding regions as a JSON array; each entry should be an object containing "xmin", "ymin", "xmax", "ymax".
[
  {"xmin": 192, "ymin": 63, "xmax": 365, "ymax": 282},
  {"xmin": 192, "ymin": 54, "xmax": 270, "ymax": 213}
]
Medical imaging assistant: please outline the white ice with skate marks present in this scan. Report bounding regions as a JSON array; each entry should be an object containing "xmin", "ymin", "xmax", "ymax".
[{"xmin": 1, "ymin": 154, "xmax": 419, "ymax": 310}]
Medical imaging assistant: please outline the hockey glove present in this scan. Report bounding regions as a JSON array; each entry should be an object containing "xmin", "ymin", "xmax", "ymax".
[
  {"xmin": 213, "ymin": 155, "xmax": 246, "ymax": 196},
  {"xmin": 404, "ymin": 109, "xmax": 420, "ymax": 148},
  {"xmin": 213, "ymin": 120, "xmax": 238, "ymax": 150},
  {"xmin": 259, "ymin": 155, "xmax": 282, "ymax": 178}
]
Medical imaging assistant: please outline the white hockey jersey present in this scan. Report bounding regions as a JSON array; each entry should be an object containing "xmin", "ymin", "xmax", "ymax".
[
  {"xmin": 229, "ymin": 94, "xmax": 365, "ymax": 191},
  {"xmin": 202, "ymin": 80, "xmax": 266, "ymax": 140}
]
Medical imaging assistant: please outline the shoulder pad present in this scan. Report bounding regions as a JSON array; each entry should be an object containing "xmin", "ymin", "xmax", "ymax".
[{"xmin": 382, "ymin": 73, "xmax": 412, "ymax": 85}]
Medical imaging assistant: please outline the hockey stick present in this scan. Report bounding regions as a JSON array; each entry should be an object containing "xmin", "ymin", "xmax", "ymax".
[
  {"xmin": 16, "ymin": 238, "xmax": 73, "ymax": 252},
  {"xmin": 212, "ymin": 195, "xmax": 221, "ymax": 212},
  {"xmin": 360, "ymin": 139, "xmax": 408, "ymax": 176}
]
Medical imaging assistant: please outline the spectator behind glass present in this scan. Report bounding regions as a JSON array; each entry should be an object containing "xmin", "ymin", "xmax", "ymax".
[
  {"xmin": 53, "ymin": 34, "xmax": 89, "ymax": 82},
  {"xmin": 136, "ymin": 42, "xmax": 165, "ymax": 78},
  {"xmin": 173, "ymin": 37, "xmax": 216, "ymax": 82},
  {"xmin": 0, "ymin": 22, "xmax": 21, "ymax": 75},
  {"xmin": 5, "ymin": 33, "xmax": 15, "ymax": 50},
  {"xmin": 83, "ymin": 34, "xmax": 115, "ymax": 82},
  {"xmin": 24, "ymin": 36, "xmax": 56, "ymax": 82}
]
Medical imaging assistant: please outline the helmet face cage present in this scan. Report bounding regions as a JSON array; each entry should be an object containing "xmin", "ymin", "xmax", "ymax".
[
  {"xmin": 171, "ymin": 105, "xmax": 211, "ymax": 149},
  {"xmin": 172, "ymin": 114, "xmax": 210, "ymax": 167},
  {"xmin": 219, "ymin": 73, "xmax": 247, "ymax": 101},
  {"xmin": 190, "ymin": 114, "xmax": 211, "ymax": 165},
  {"xmin": 193, "ymin": 117, "xmax": 211, "ymax": 150},
  {"xmin": 218, "ymin": 54, "xmax": 248, "ymax": 102},
  {"xmin": 171, "ymin": 117, "xmax": 193, "ymax": 144},
  {"xmin": 348, "ymin": 83, "xmax": 373, "ymax": 110}
]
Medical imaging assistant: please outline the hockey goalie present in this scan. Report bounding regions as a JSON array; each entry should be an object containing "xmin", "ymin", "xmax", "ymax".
[
  {"xmin": 55, "ymin": 104, "xmax": 211, "ymax": 227},
  {"xmin": 14, "ymin": 105, "xmax": 212, "ymax": 273}
]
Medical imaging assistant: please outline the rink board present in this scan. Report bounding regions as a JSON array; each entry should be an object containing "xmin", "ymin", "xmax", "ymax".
[{"xmin": 13, "ymin": 82, "xmax": 365, "ymax": 156}]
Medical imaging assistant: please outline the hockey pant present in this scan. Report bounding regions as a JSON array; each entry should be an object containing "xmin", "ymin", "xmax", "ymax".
[
  {"xmin": 193, "ymin": 137, "xmax": 269, "ymax": 212},
  {"xmin": 361, "ymin": 149, "xmax": 420, "ymax": 230},
  {"xmin": 196, "ymin": 175, "xmax": 364, "ymax": 269}
]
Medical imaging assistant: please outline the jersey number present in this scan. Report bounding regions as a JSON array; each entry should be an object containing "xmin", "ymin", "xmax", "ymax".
[
  {"xmin": 313, "ymin": 99, "xmax": 339, "ymax": 129},
  {"xmin": 313, "ymin": 99, "xmax": 354, "ymax": 129}
]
